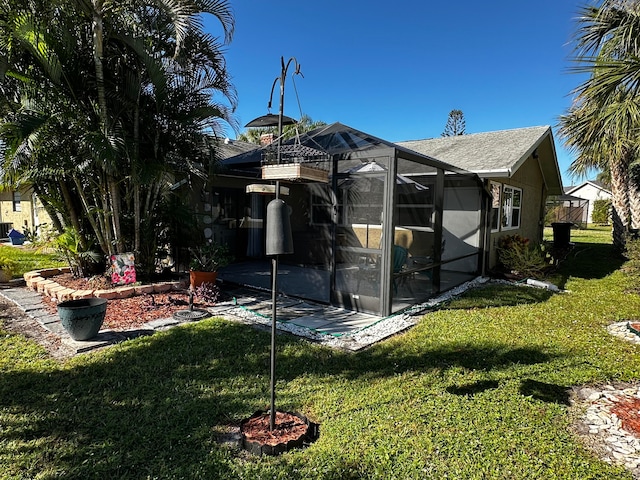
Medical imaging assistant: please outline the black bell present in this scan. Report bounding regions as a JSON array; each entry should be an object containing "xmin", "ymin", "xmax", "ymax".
[{"xmin": 265, "ymin": 199, "xmax": 294, "ymax": 255}]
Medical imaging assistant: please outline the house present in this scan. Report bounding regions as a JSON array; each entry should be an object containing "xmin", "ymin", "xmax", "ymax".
[
  {"xmin": 564, "ymin": 181, "xmax": 612, "ymax": 224},
  {"xmin": 213, "ymin": 123, "xmax": 488, "ymax": 317},
  {"xmin": 397, "ymin": 126, "xmax": 564, "ymax": 268},
  {"xmin": 0, "ymin": 186, "xmax": 51, "ymax": 240}
]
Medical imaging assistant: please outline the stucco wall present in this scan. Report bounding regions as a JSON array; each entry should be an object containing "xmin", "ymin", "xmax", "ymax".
[
  {"xmin": 0, "ymin": 187, "xmax": 51, "ymax": 237},
  {"xmin": 487, "ymin": 155, "xmax": 547, "ymax": 268}
]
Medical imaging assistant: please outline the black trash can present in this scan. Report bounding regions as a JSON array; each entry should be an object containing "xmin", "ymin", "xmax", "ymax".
[{"xmin": 551, "ymin": 222, "xmax": 572, "ymax": 249}]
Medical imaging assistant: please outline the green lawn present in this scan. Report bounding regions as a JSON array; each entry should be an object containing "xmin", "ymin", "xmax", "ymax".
[
  {"xmin": 0, "ymin": 244, "xmax": 65, "ymax": 278},
  {"xmin": 2, "ymin": 227, "xmax": 640, "ymax": 479}
]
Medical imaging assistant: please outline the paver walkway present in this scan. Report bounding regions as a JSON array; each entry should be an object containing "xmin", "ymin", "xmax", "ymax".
[{"xmin": 0, "ymin": 281, "xmax": 394, "ymax": 354}]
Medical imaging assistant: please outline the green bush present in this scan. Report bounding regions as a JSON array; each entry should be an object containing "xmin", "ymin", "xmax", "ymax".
[
  {"xmin": 623, "ymin": 235, "xmax": 640, "ymax": 290},
  {"xmin": 497, "ymin": 234, "xmax": 554, "ymax": 279},
  {"xmin": 0, "ymin": 255, "xmax": 18, "ymax": 278},
  {"xmin": 592, "ymin": 199, "xmax": 611, "ymax": 225}
]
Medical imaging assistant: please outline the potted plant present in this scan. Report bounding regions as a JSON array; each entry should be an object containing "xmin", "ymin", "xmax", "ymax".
[
  {"xmin": 189, "ymin": 241, "xmax": 232, "ymax": 287},
  {"xmin": 0, "ymin": 256, "xmax": 17, "ymax": 283}
]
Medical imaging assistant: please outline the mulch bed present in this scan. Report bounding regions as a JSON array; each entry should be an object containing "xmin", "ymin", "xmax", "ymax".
[
  {"xmin": 611, "ymin": 397, "xmax": 640, "ymax": 437},
  {"xmin": 240, "ymin": 411, "xmax": 309, "ymax": 447},
  {"xmin": 40, "ymin": 273, "xmax": 217, "ymax": 331}
]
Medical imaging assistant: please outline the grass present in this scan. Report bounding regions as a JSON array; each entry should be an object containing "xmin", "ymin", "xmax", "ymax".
[
  {"xmin": 0, "ymin": 244, "xmax": 65, "ymax": 278},
  {"xmin": 1, "ymin": 226, "xmax": 640, "ymax": 478}
]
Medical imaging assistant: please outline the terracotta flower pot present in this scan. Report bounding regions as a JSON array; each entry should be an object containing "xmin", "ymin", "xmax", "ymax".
[
  {"xmin": 57, "ymin": 298, "xmax": 107, "ymax": 341},
  {"xmin": 189, "ymin": 271, "xmax": 217, "ymax": 288}
]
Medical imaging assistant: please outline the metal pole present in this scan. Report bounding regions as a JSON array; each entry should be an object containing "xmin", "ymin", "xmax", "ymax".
[
  {"xmin": 269, "ymin": 254, "xmax": 278, "ymax": 430},
  {"xmin": 269, "ymin": 56, "xmax": 287, "ymax": 431}
]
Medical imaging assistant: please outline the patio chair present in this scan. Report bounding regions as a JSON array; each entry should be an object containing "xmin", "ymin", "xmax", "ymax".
[{"xmin": 392, "ymin": 245, "xmax": 409, "ymax": 293}]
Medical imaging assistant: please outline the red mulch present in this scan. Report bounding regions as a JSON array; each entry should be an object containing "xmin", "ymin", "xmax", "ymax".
[
  {"xmin": 240, "ymin": 412, "xmax": 308, "ymax": 447},
  {"xmin": 41, "ymin": 273, "xmax": 216, "ymax": 331},
  {"xmin": 610, "ymin": 397, "xmax": 640, "ymax": 437}
]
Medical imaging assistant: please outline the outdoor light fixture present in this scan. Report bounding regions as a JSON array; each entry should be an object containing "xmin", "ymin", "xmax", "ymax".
[{"xmin": 245, "ymin": 56, "xmax": 302, "ymax": 431}]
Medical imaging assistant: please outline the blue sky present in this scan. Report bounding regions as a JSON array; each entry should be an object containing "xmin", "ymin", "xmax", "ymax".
[{"xmin": 206, "ymin": 1, "xmax": 591, "ymax": 186}]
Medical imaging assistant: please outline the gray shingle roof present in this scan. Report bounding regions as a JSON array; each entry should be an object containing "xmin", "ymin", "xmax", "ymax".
[{"xmin": 397, "ymin": 126, "xmax": 551, "ymax": 175}]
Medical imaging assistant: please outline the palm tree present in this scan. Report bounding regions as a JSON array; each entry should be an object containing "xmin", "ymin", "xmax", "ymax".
[
  {"xmin": 0, "ymin": 0, "xmax": 237, "ymax": 275},
  {"xmin": 559, "ymin": 87, "xmax": 640, "ymax": 250},
  {"xmin": 561, "ymin": 0, "xmax": 640, "ymax": 250}
]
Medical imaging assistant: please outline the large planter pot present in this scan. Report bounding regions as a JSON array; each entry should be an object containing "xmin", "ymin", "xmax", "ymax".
[
  {"xmin": 190, "ymin": 270, "xmax": 217, "ymax": 288},
  {"xmin": 57, "ymin": 298, "xmax": 108, "ymax": 341}
]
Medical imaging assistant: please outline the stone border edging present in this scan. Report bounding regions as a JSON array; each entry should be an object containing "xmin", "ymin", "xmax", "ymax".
[{"xmin": 23, "ymin": 268, "xmax": 188, "ymax": 301}]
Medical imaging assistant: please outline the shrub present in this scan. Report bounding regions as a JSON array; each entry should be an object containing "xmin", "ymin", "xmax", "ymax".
[
  {"xmin": 623, "ymin": 235, "xmax": 640, "ymax": 290},
  {"xmin": 592, "ymin": 199, "xmax": 611, "ymax": 225},
  {"xmin": 0, "ymin": 255, "xmax": 18, "ymax": 278},
  {"xmin": 193, "ymin": 282, "xmax": 222, "ymax": 304},
  {"xmin": 52, "ymin": 227, "xmax": 103, "ymax": 277},
  {"xmin": 497, "ymin": 234, "xmax": 554, "ymax": 279}
]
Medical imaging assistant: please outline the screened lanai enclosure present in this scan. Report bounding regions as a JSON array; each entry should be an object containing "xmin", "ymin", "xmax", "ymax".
[{"xmin": 214, "ymin": 123, "xmax": 488, "ymax": 317}]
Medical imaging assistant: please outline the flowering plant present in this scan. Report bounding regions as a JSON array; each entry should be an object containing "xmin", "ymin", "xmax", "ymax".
[{"xmin": 193, "ymin": 282, "xmax": 221, "ymax": 304}]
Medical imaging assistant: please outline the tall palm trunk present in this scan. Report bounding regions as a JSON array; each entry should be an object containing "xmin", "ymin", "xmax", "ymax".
[
  {"xmin": 92, "ymin": 0, "xmax": 124, "ymax": 254},
  {"xmin": 133, "ymin": 84, "xmax": 141, "ymax": 254},
  {"xmin": 72, "ymin": 175, "xmax": 109, "ymax": 254},
  {"xmin": 610, "ymin": 158, "xmax": 632, "ymax": 251},
  {"xmin": 59, "ymin": 179, "xmax": 88, "ymax": 250},
  {"xmin": 629, "ymin": 164, "xmax": 640, "ymax": 231}
]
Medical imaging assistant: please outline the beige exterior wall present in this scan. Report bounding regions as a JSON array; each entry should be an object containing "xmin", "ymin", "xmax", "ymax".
[
  {"xmin": 487, "ymin": 155, "xmax": 548, "ymax": 268},
  {"xmin": 0, "ymin": 187, "xmax": 52, "ymax": 237}
]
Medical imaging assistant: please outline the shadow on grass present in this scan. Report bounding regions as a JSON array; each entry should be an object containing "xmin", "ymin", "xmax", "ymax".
[
  {"xmin": 446, "ymin": 380, "xmax": 500, "ymax": 396},
  {"xmin": 441, "ymin": 283, "xmax": 554, "ymax": 310},
  {"xmin": 0, "ymin": 317, "xmax": 565, "ymax": 477},
  {"xmin": 552, "ymin": 241, "xmax": 625, "ymax": 289},
  {"xmin": 519, "ymin": 379, "xmax": 571, "ymax": 405},
  {"xmin": 444, "ymin": 241, "xmax": 625, "ymax": 308}
]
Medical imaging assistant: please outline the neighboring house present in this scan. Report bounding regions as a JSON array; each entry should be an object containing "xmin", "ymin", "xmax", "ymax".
[
  {"xmin": 397, "ymin": 126, "xmax": 564, "ymax": 268},
  {"xmin": 0, "ymin": 186, "xmax": 51, "ymax": 240},
  {"xmin": 564, "ymin": 181, "xmax": 612, "ymax": 224}
]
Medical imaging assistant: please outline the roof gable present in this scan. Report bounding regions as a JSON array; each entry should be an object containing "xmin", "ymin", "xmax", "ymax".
[{"xmin": 566, "ymin": 180, "xmax": 612, "ymax": 196}]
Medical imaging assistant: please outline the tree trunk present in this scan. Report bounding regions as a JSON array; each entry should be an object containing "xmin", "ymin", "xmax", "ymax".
[
  {"xmin": 133, "ymin": 87, "xmax": 141, "ymax": 253},
  {"xmin": 72, "ymin": 175, "xmax": 108, "ymax": 254},
  {"xmin": 610, "ymin": 158, "xmax": 631, "ymax": 252},
  {"xmin": 32, "ymin": 185, "xmax": 64, "ymax": 233},
  {"xmin": 98, "ymin": 178, "xmax": 115, "ymax": 255},
  {"xmin": 59, "ymin": 179, "xmax": 88, "ymax": 250},
  {"xmin": 629, "ymin": 164, "xmax": 640, "ymax": 231},
  {"xmin": 107, "ymin": 175, "xmax": 124, "ymax": 252},
  {"xmin": 91, "ymin": 1, "xmax": 123, "ymax": 254},
  {"xmin": 91, "ymin": 0, "xmax": 108, "ymax": 128}
]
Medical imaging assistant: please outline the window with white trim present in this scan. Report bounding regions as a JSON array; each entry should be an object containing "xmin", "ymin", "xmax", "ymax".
[{"xmin": 501, "ymin": 185, "xmax": 521, "ymax": 229}]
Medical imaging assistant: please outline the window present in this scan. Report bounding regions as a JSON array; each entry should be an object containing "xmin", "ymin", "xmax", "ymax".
[
  {"xmin": 310, "ymin": 192, "xmax": 333, "ymax": 225},
  {"xmin": 12, "ymin": 191, "xmax": 21, "ymax": 212},
  {"xmin": 490, "ymin": 182, "xmax": 501, "ymax": 231},
  {"xmin": 501, "ymin": 185, "xmax": 521, "ymax": 229}
]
